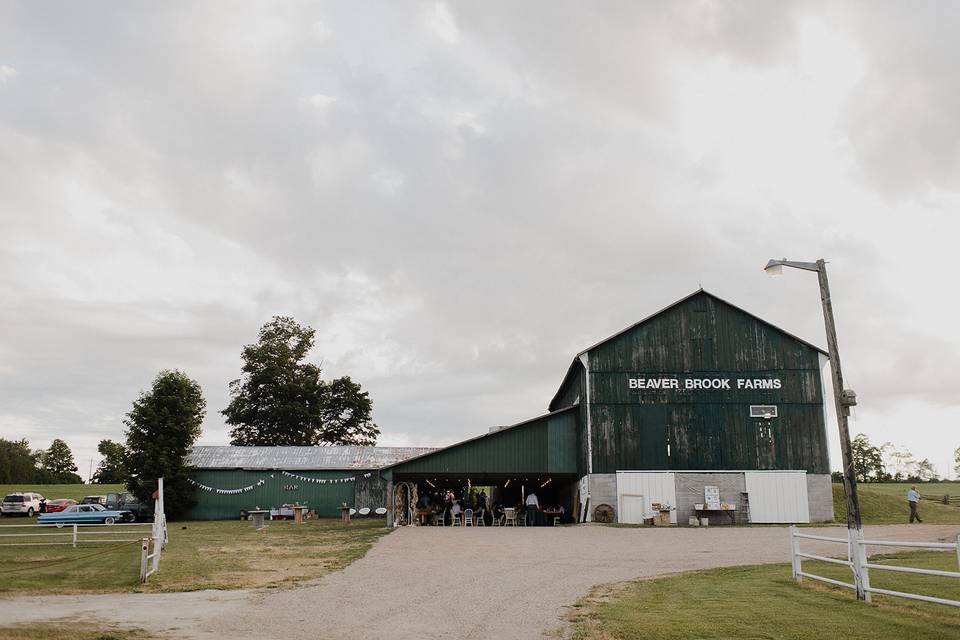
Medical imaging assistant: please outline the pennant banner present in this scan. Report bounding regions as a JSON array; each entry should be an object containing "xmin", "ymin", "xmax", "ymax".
[{"xmin": 187, "ymin": 477, "xmax": 267, "ymax": 494}]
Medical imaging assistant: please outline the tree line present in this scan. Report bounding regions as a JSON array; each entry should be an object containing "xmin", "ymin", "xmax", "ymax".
[
  {"xmin": 0, "ymin": 437, "xmax": 83, "ymax": 484},
  {"xmin": 3, "ymin": 317, "xmax": 379, "ymax": 518},
  {"xmin": 839, "ymin": 432, "xmax": 958, "ymax": 483}
]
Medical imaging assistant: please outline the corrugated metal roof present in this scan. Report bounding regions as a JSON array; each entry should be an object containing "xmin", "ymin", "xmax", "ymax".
[{"xmin": 187, "ymin": 445, "xmax": 438, "ymax": 470}]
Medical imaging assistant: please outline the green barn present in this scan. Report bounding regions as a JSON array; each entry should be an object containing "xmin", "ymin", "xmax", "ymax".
[{"xmin": 188, "ymin": 289, "xmax": 834, "ymax": 525}]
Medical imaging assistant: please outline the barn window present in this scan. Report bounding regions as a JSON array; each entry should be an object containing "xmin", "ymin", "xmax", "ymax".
[{"xmin": 750, "ymin": 405, "xmax": 778, "ymax": 419}]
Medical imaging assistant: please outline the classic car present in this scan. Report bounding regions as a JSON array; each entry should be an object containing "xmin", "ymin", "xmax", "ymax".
[
  {"xmin": 44, "ymin": 498, "xmax": 77, "ymax": 513},
  {"xmin": 37, "ymin": 503, "xmax": 135, "ymax": 525}
]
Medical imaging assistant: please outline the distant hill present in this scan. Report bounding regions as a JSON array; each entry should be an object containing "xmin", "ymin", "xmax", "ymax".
[{"xmin": 833, "ymin": 482, "xmax": 960, "ymax": 525}]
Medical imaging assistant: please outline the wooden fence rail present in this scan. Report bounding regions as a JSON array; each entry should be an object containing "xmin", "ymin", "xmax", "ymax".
[{"xmin": 789, "ymin": 526, "xmax": 960, "ymax": 607}]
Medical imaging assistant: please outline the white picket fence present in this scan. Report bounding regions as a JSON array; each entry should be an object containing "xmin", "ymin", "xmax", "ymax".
[
  {"xmin": 0, "ymin": 478, "xmax": 169, "ymax": 583},
  {"xmin": 789, "ymin": 525, "xmax": 960, "ymax": 607}
]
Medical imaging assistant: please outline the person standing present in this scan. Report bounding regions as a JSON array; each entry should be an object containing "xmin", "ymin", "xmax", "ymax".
[
  {"xmin": 525, "ymin": 490, "xmax": 540, "ymax": 526},
  {"xmin": 907, "ymin": 485, "xmax": 922, "ymax": 523}
]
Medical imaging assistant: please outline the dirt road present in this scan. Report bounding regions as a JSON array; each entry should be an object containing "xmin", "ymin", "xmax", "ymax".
[{"xmin": 2, "ymin": 524, "xmax": 957, "ymax": 639}]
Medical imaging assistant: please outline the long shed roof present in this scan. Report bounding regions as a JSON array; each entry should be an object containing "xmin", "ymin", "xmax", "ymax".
[{"xmin": 187, "ymin": 445, "xmax": 437, "ymax": 471}]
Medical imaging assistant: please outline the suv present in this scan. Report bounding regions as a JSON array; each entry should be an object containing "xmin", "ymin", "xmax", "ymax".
[
  {"xmin": 105, "ymin": 492, "xmax": 152, "ymax": 521},
  {"xmin": 81, "ymin": 495, "xmax": 107, "ymax": 506},
  {"xmin": 1, "ymin": 492, "xmax": 46, "ymax": 517}
]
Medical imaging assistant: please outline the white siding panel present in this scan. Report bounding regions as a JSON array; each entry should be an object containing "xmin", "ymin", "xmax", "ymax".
[
  {"xmin": 616, "ymin": 472, "xmax": 677, "ymax": 524},
  {"xmin": 744, "ymin": 472, "xmax": 810, "ymax": 523}
]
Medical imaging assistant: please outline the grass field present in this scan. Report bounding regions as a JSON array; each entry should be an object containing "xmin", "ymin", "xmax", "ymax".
[
  {"xmin": 0, "ymin": 625, "xmax": 153, "ymax": 640},
  {"xmin": 0, "ymin": 517, "xmax": 391, "ymax": 595},
  {"xmin": 834, "ymin": 482, "xmax": 960, "ymax": 525},
  {"xmin": 568, "ymin": 551, "xmax": 960, "ymax": 640},
  {"xmin": 0, "ymin": 484, "xmax": 125, "ymax": 505}
]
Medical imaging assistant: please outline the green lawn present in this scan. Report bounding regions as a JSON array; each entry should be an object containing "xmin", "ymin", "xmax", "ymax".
[
  {"xmin": 0, "ymin": 518, "xmax": 391, "ymax": 595},
  {"xmin": 0, "ymin": 626, "xmax": 153, "ymax": 640},
  {"xmin": 568, "ymin": 551, "xmax": 960, "ymax": 640},
  {"xmin": 834, "ymin": 483, "xmax": 960, "ymax": 525},
  {"xmin": 0, "ymin": 483, "xmax": 125, "ymax": 505}
]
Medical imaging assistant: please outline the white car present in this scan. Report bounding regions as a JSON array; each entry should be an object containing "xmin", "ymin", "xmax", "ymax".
[{"xmin": 1, "ymin": 492, "xmax": 46, "ymax": 517}]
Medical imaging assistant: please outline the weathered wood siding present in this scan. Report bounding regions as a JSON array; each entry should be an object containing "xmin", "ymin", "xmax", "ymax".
[{"xmin": 586, "ymin": 291, "xmax": 829, "ymax": 474}]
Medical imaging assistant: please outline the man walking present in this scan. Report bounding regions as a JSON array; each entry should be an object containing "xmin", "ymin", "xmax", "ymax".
[{"xmin": 907, "ymin": 485, "xmax": 922, "ymax": 523}]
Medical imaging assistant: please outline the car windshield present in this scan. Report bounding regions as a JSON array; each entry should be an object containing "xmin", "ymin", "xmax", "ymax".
[
  {"xmin": 3, "ymin": 495, "xmax": 23, "ymax": 503},
  {"xmin": 89, "ymin": 503, "xmax": 106, "ymax": 511},
  {"xmin": 63, "ymin": 505, "xmax": 80, "ymax": 512}
]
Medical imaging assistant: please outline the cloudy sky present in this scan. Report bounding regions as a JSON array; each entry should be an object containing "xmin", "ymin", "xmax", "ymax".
[{"xmin": 1, "ymin": 1, "xmax": 958, "ymax": 479}]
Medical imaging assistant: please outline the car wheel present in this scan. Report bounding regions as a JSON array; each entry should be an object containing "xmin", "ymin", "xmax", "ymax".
[
  {"xmin": 104, "ymin": 516, "xmax": 115, "ymax": 525},
  {"xmin": 27, "ymin": 507, "xmax": 34, "ymax": 517}
]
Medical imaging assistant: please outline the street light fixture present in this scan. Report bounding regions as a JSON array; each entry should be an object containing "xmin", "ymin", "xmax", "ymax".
[{"xmin": 765, "ymin": 257, "xmax": 867, "ymax": 600}]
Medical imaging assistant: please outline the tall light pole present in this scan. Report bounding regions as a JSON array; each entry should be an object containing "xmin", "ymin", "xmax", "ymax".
[{"xmin": 765, "ymin": 258, "xmax": 867, "ymax": 600}]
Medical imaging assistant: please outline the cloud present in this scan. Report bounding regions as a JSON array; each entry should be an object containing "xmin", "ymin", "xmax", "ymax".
[
  {"xmin": 0, "ymin": 65, "xmax": 15, "ymax": 85},
  {"xmin": 0, "ymin": 2, "xmax": 957, "ymax": 477}
]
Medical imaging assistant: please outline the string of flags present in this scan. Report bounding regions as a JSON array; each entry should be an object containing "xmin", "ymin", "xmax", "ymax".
[
  {"xmin": 281, "ymin": 470, "xmax": 373, "ymax": 484},
  {"xmin": 186, "ymin": 471, "xmax": 374, "ymax": 494},
  {"xmin": 187, "ymin": 477, "xmax": 267, "ymax": 495}
]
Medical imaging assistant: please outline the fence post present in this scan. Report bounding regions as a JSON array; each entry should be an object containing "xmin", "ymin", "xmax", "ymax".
[
  {"xmin": 848, "ymin": 527, "xmax": 870, "ymax": 601},
  {"xmin": 956, "ymin": 534, "xmax": 959, "ymax": 572},
  {"xmin": 139, "ymin": 537, "xmax": 149, "ymax": 583},
  {"xmin": 790, "ymin": 526, "xmax": 802, "ymax": 583},
  {"xmin": 72, "ymin": 523, "xmax": 77, "ymax": 548}
]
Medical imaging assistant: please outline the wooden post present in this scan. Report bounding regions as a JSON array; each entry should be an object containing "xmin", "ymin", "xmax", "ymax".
[
  {"xmin": 790, "ymin": 526, "xmax": 802, "ymax": 583},
  {"xmin": 139, "ymin": 538, "xmax": 149, "ymax": 583}
]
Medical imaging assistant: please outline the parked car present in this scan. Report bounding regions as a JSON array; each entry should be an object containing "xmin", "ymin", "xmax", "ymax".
[
  {"xmin": 80, "ymin": 495, "xmax": 107, "ymax": 506},
  {"xmin": 105, "ymin": 492, "xmax": 152, "ymax": 521},
  {"xmin": 1, "ymin": 492, "xmax": 46, "ymax": 517},
  {"xmin": 44, "ymin": 498, "xmax": 78, "ymax": 513},
  {"xmin": 37, "ymin": 503, "xmax": 135, "ymax": 525}
]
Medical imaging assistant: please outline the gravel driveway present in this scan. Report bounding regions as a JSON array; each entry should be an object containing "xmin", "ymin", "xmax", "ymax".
[{"xmin": 2, "ymin": 523, "xmax": 957, "ymax": 639}]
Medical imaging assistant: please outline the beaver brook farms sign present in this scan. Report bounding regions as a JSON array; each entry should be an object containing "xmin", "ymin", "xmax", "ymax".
[{"xmin": 628, "ymin": 377, "xmax": 783, "ymax": 390}]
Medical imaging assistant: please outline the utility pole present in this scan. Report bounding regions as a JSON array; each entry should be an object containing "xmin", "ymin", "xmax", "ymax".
[{"xmin": 766, "ymin": 258, "xmax": 866, "ymax": 600}]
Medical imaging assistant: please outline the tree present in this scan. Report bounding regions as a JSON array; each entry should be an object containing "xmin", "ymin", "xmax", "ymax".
[
  {"xmin": 34, "ymin": 439, "xmax": 83, "ymax": 484},
  {"xmin": 0, "ymin": 439, "xmax": 37, "ymax": 483},
  {"xmin": 319, "ymin": 376, "xmax": 380, "ymax": 446},
  {"xmin": 913, "ymin": 458, "xmax": 939, "ymax": 482},
  {"xmin": 92, "ymin": 439, "xmax": 128, "ymax": 484},
  {"xmin": 224, "ymin": 316, "xmax": 379, "ymax": 446},
  {"xmin": 881, "ymin": 442, "xmax": 916, "ymax": 482},
  {"xmin": 851, "ymin": 433, "xmax": 886, "ymax": 483},
  {"xmin": 124, "ymin": 370, "xmax": 205, "ymax": 518}
]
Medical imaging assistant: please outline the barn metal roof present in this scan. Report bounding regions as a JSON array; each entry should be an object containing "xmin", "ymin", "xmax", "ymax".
[{"xmin": 187, "ymin": 445, "xmax": 438, "ymax": 471}]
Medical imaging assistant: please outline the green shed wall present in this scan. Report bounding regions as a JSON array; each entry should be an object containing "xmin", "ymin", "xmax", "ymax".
[
  {"xmin": 585, "ymin": 291, "xmax": 829, "ymax": 474},
  {"xmin": 389, "ymin": 408, "xmax": 578, "ymax": 476},
  {"xmin": 184, "ymin": 469, "xmax": 365, "ymax": 520}
]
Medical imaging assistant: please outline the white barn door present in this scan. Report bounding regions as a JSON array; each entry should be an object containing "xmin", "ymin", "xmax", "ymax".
[
  {"xmin": 616, "ymin": 472, "xmax": 677, "ymax": 524},
  {"xmin": 744, "ymin": 471, "xmax": 810, "ymax": 523}
]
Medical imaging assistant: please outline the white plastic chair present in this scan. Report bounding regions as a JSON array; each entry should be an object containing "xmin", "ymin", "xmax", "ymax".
[
  {"xmin": 452, "ymin": 511, "xmax": 461, "ymax": 526},
  {"xmin": 464, "ymin": 508, "xmax": 474, "ymax": 526},
  {"xmin": 503, "ymin": 507, "xmax": 516, "ymax": 526},
  {"xmin": 476, "ymin": 510, "xmax": 485, "ymax": 526},
  {"xmin": 348, "ymin": 508, "xmax": 357, "ymax": 517},
  {"xmin": 374, "ymin": 507, "xmax": 387, "ymax": 516},
  {"xmin": 358, "ymin": 507, "xmax": 371, "ymax": 517}
]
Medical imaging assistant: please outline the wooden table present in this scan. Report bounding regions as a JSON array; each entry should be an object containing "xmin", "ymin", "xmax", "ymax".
[
  {"xmin": 248, "ymin": 510, "xmax": 270, "ymax": 531},
  {"xmin": 543, "ymin": 509, "xmax": 563, "ymax": 525},
  {"xmin": 292, "ymin": 505, "xmax": 308, "ymax": 524}
]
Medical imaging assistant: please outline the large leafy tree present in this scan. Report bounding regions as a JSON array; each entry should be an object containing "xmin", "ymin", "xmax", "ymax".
[
  {"xmin": 851, "ymin": 433, "xmax": 887, "ymax": 483},
  {"xmin": 124, "ymin": 370, "xmax": 205, "ymax": 518},
  {"xmin": 92, "ymin": 439, "xmax": 128, "ymax": 484},
  {"xmin": 0, "ymin": 439, "xmax": 37, "ymax": 483},
  {"xmin": 34, "ymin": 439, "xmax": 83, "ymax": 484},
  {"xmin": 224, "ymin": 316, "xmax": 380, "ymax": 446}
]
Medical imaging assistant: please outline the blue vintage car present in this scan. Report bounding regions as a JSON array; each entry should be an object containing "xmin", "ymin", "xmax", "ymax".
[{"xmin": 37, "ymin": 503, "xmax": 134, "ymax": 525}]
